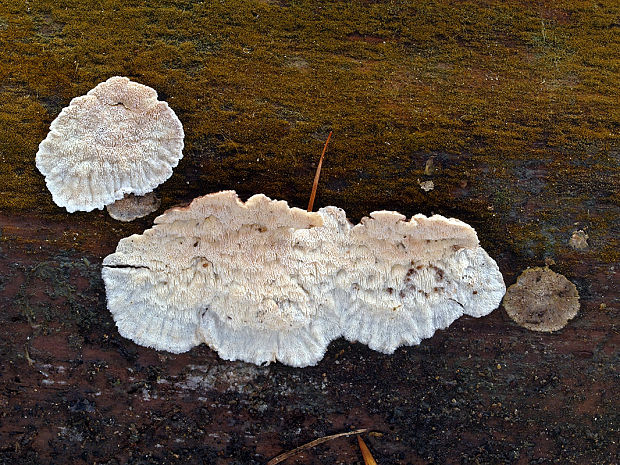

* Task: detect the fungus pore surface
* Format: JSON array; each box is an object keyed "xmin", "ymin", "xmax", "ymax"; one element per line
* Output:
[
  {"xmin": 36, "ymin": 76, "xmax": 184, "ymax": 213},
  {"xmin": 102, "ymin": 191, "xmax": 506, "ymax": 367}
]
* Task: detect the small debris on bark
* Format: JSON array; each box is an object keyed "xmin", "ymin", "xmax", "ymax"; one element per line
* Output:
[
  {"xmin": 419, "ymin": 180, "xmax": 435, "ymax": 192},
  {"xmin": 569, "ymin": 229, "xmax": 589, "ymax": 250}
]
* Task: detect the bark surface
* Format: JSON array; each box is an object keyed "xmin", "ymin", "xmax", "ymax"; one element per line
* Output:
[{"xmin": 0, "ymin": 1, "xmax": 617, "ymax": 463}]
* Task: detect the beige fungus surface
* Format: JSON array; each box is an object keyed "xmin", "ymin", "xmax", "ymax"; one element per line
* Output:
[
  {"xmin": 36, "ymin": 76, "xmax": 184, "ymax": 213},
  {"xmin": 503, "ymin": 267, "xmax": 580, "ymax": 332},
  {"xmin": 106, "ymin": 193, "xmax": 162, "ymax": 222},
  {"xmin": 102, "ymin": 191, "xmax": 506, "ymax": 367}
]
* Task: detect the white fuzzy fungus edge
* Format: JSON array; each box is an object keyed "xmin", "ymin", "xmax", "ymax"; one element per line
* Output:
[
  {"xmin": 36, "ymin": 76, "xmax": 184, "ymax": 212},
  {"xmin": 102, "ymin": 191, "xmax": 505, "ymax": 367},
  {"xmin": 102, "ymin": 191, "xmax": 339, "ymax": 366}
]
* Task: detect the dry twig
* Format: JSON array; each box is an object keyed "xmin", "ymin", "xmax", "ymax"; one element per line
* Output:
[{"xmin": 267, "ymin": 428, "xmax": 367, "ymax": 465}]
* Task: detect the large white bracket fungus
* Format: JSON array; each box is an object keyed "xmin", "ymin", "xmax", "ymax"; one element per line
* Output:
[
  {"xmin": 103, "ymin": 192, "xmax": 341, "ymax": 366},
  {"xmin": 36, "ymin": 76, "xmax": 184, "ymax": 214},
  {"xmin": 326, "ymin": 209, "xmax": 506, "ymax": 353},
  {"xmin": 102, "ymin": 191, "xmax": 506, "ymax": 367}
]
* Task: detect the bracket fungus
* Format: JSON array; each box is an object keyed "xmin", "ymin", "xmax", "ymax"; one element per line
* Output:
[
  {"xmin": 503, "ymin": 267, "xmax": 580, "ymax": 332},
  {"xmin": 106, "ymin": 192, "xmax": 161, "ymax": 222},
  {"xmin": 102, "ymin": 191, "xmax": 506, "ymax": 367},
  {"xmin": 324, "ymin": 209, "xmax": 506, "ymax": 353},
  {"xmin": 103, "ymin": 191, "xmax": 341, "ymax": 366},
  {"xmin": 36, "ymin": 76, "xmax": 184, "ymax": 216}
]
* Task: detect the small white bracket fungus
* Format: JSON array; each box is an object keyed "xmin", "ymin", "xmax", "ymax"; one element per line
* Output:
[
  {"xmin": 102, "ymin": 191, "xmax": 506, "ymax": 367},
  {"xmin": 36, "ymin": 76, "xmax": 184, "ymax": 213}
]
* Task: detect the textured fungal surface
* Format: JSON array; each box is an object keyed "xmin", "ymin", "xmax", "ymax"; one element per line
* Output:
[
  {"xmin": 503, "ymin": 267, "xmax": 580, "ymax": 332},
  {"xmin": 102, "ymin": 191, "xmax": 505, "ymax": 366},
  {"xmin": 35, "ymin": 76, "xmax": 184, "ymax": 213},
  {"xmin": 106, "ymin": 193, "xmax": 161, "ymax": 222},
  {"xmin": 102, "ymin": 191, "xmax": 341, "ymax": 366},
  {"xmin": 2, "ymin": 1, "xmax": 617, "ymax": 462},
  {"xmin": 327, "ymin": 209, "xmax": 506, "ymax": 353}
]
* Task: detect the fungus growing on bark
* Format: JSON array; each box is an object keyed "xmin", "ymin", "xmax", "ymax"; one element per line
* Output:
[
  {"xmin": 36, "ymin": 76, "xmax": 184, "ymax": 215},
  {"xmin": 321, "ymin": 208, "xmax": 505, "ymax": 353},
  {"xmin": 106, "ymin": 193, "xmax": 161, "ymax": 222},
  {"xmin": 102, "ymin": 191, "xmax": 340, "ymax": 366},
  {"xmin": 569, "ymin": 230, "xmax": 589, "ymax": 251},
  {"xmin": 503, "ymin": 267, "xmax": 579, "ymax": 332},
  {"xmin": 102, "ymin": 191, "xmax": 505, "ymax": 366}
]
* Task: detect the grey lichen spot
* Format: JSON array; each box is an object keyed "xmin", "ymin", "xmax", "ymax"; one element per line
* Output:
[
  {"xmin": 284, "ymin": 55, "xmax": 309, "ymax": 70},
  {"xmin": 569, "ymin": 230, "xmax": 589, "ymax": 251},
  {"xmin": 106, "ymin": 193, "xmax": 161, "ymax": 222},
  {"xmin": 175, "ymin": 363, "xmax": 268, "ymax": 393},
  {"xmin": 503, "ymin": 267, "xmax": 580, "ymax": 332}
]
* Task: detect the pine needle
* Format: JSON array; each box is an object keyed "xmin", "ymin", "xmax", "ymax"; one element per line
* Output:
[
  {"xmin": 307, "ymin": 131, "xmax": 332, "ymax": 212},
  {"xmin": 358, "ymin": 436, "xmax": 378, "ymax": 465},
  {"xmin": 24, "ymin": 345, "xmax": 34, "ymax": 366},
  {"xmin": 267, "ymin": 428, "xmax": 367, "ymax": 465}
]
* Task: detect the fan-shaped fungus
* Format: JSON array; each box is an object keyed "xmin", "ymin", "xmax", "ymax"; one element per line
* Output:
[
  {"xmin": 503, "ymin": 267, "xmax": 579, "ymax": 332},
  {"xmin": 36, "ymin": 76, "xmax": 184, "ymax": 217}
]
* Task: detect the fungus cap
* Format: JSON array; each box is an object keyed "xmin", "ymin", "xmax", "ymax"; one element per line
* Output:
[
  {"xmin": 36, "ymin": 76, "xmax": 184, "ymax": 213},
  {"xmin": 106, "ymin": 193, "xmax": 161, "ymax": 222},
  {"xmin": 102, "ymin": 191, "xmax": 341, "ymax": 366},
  {"xmin": 503, "ymin": 267, "xmax": 579, "ymax": 332},
  {"xmin": 316, "ymin": 208, "xmax": 505, "ymax": 353},
  {"xmin": 102, "ymin": 191, "xmax": 506, "ymax": 366}
]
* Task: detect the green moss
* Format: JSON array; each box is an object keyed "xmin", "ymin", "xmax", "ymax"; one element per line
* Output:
[{"xmin": 0, "ymin": 0, "xmax": 617, "ymax": 266}]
